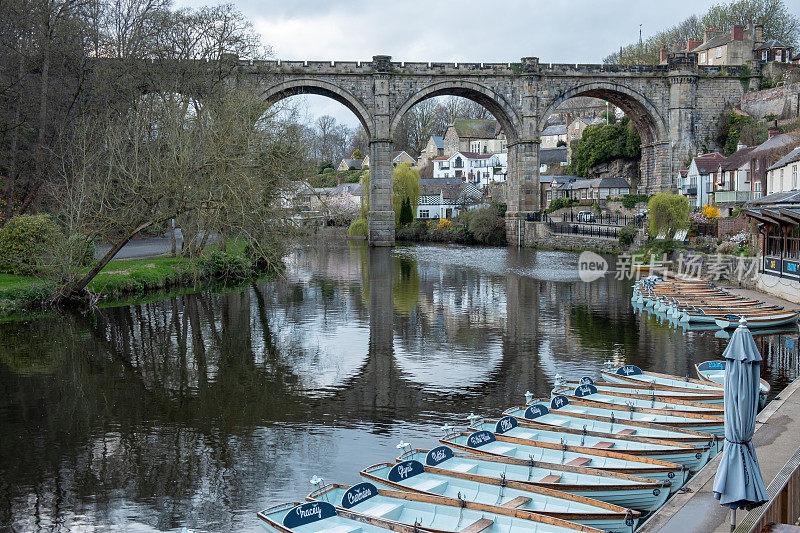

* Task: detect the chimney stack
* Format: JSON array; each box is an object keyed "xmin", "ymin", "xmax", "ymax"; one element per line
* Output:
[
  {"xmin": 660, "ymin": 45, "xmax": 668, "ymax": 63},
  {"xmin": 768, "ymin": 121, "xmax": 779, "ymax": 139},
  {"xmin": 731, "ymin": 24, "xmax": 743, "ymax": 41},
  {"xmin": 687, "ymin": 38, "xmax": 702, "ymax": 51},
  {"xmin": 754, "ymin": 24, "xmax": 763, "ymax": 44},
  {"xmin": 703, "ymin": 28, "xmax": 723, "ymax": 43},
  {"xmin": 737, "ymin": 140, "xmax": 747, "ymax": 151}
]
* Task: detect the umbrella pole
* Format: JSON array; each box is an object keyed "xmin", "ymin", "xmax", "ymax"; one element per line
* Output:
[{"xmin": 730, "ymin": 508, "xmax": 735, "ymax": 532}]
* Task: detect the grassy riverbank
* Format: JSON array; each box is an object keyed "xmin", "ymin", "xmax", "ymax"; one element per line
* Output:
[{"xmin": 0, "ymin": 242, "xmax": 276, "ymax": 319}]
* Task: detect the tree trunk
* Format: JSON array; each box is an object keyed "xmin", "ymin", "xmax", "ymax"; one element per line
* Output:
[
  {"xmin": 59, "ymin": 221, "xmax": 153, "ymax": 299},
  {"xmin": 22, "ymin": 25, "xmax": 51, "ymax": 215},
  {"xmin": 4, "ymin": 55, "xmax": 25, "ymax": 223}
]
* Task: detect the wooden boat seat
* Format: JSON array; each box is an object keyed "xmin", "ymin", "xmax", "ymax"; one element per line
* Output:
[
  {"xmin": 592, "ymin": 441, "xmax": 615, "ymax": 449},
  {"xmin": 548, "ymin": 418, "xmax": 568, "ymax": 426},
  {"xmin": 459, "ymin": 518, "xmax": 494, "ymax": 533},
  {"xmin": 361, "ymin": 502, "xmax": 401, "ymax": 518},
  {"xmin": 639, "ymin": 416, "xmax": 656, "ymax": 421},
  {"xmin": 318, "ymin": 525, "xmax": 362, "ymax": 533},
  {"xmin": 565, "ymin": 457, "xmax": 592, "ymax": 467},
  {"xmin": 451, "ymin": 463, "xmax": 477, "ymax": 473},
  {"xmin": 501, "ymin": 496, "xmax": 532, "ymax": 508},
  {"xmin": 616, "ymin": 429, "xmax": 636, "ymax": 435},
  {"xmin": 410, "ymin": 478, "xmax": 448, "ymax": 493},
  {"xmin": 490, "ymin": 445, "xmax": 516, "ymax": 455},
  {"xmin": 515, "ymin": 431, "xmax": 537, "ymax": 440},
  {"xmin": 538, "ymin": 474, "xmax": 562, "ymax": 483}
]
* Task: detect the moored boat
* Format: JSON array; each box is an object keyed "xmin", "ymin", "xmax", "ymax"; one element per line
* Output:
[
  {"xmin": 440, "ymin": 428, "xmax": 687, "ymax": 487},
  {"xmin": 714, "ymin": 311, "xmax": 799, "ymax": 329},
  {"xmin": 504, "ymin": 400, "xmax": 720, "ymax": 455},
  {"xmin": 357, "ymin": 459, "xmax": 642, "ymax": 532},
  {"xmin": 387, "ymin": 447, "xmax": 672, "ymax": 512},
  {"xmin": 468, "ymin": 415, "xmax": 709, "ymax": 472},
  {"xmin": 535, "ymin": 392, "xmax": 725, "ymax": 437},
  {"xmin": 557, "ymin": 377, "xmax": 723, "ymax": 405},
  {"xmin": 308, "ymin": 481, "xmax": 621, "ymax": 533},
  {"xmin": 695, "ymin": 360, "xmax": 770, "ymax": 409},
  {"xmin": 601, "ymin": 364, "xmax": 724, "ymax": 393},
  {"xmin": 554, "ymin": 383, "xmax": 724, "ymax": 416}
]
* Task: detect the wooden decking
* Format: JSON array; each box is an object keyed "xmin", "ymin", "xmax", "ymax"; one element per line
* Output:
[{"xmin": 638, "ymin": 375, "xmax": 800, "ymax": 533}]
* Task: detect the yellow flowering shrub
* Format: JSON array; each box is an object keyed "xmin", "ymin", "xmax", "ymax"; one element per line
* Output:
[
  {"xmin": 702, "ymin": 204, "xmax": 720, "ymax": 220},
  {"xmin": 435, "ymin": 218, "xmax": 451, "ymax": 230}
]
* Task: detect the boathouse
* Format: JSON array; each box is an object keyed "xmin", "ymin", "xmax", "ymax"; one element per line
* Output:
[{"xmin": 743, "ymin": 190, "xmax": 800, "ymax": 302}]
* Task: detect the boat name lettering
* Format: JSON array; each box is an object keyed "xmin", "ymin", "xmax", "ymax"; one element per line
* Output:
[
  {"xmin": 495, "ymin": 416, "xmax": 517, "ymax": 434},
  {"xmin": 698, "ymin": 361, "xmax": 725, "ymax": 371},
  {"xmin": 467, "ymin": 431, "xmax": 496, "ymax": 448},
  {"xmin": 550, "ymin": 395, "xmax": 570, "ymax": 409},
  {"xmin": 426, "ymin": 446, "xmax": 454, "ymax": 466},
  {"xmin": 617, "ymin": 365, "xmax": 643, "ymax": 376},
  {"xmin": 341, "ymin": 482, "xmax": 378, "ymax": 508},
  {"xmin": 525, "ymin": 405, "xmax": 549, "ymax": 419},
  {"xmin": 575, "ymin": 384, "xmax": 598, "ymax": 397},
  {"xmin": 282, "ymin": 501, "xmax": 337, "ymax": 528},
  {"xmin": 387, "ymin": 460, "xmax": 424, "ymax": 482}
]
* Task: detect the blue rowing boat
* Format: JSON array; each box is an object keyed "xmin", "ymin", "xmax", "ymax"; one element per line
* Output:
[{"xmin": 307, "ymin": 481, "xmax": 617, "ymax": 533}]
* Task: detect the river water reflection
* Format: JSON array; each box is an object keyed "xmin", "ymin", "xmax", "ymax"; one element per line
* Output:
[{"xmin": 1, "ymin": 242, "xmax": 798, "ymax": 531}]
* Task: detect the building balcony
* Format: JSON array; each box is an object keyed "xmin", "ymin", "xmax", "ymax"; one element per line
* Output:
[{"xmin": 713, "ymin": 190, "xmax": 759, "ymax": 204}]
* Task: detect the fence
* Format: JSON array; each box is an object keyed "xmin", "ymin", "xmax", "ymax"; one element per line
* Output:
[
  {"xmin": 546, "ymin": 220, "xmax": 619, "ymax": 239},
  {"xmin": 735, "ymin": 446, "xmax": 800, "ymax": 532},
  {"xmin": 545, "ymin": 211, "xmax": 644, "ymax": 228}
]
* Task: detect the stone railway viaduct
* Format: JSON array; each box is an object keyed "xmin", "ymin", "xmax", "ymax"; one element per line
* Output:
[{"xmin": 122, "ymin": 53, "xmax": 756, "ymax": 245}]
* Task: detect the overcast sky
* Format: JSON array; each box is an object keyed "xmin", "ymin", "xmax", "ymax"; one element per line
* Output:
[{"xmin": 176, "ymin": 0, "xmax": 800, "ymax": 128}]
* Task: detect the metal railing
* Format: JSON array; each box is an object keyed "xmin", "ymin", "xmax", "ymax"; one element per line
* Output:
[
  {"xmin": 544, "ymin": 212, "xmax": 644, "ymax": 228},
  {"xmin": 735, "ymin": 446, "xmax": 800, "ymax": 532},
  {"xmin": 714, "ymin": 190, "xmax": 759, "ymax": 204},
  {"xmin": 546, "ymin": 220, "xmax": 619, "ymax": 239}
]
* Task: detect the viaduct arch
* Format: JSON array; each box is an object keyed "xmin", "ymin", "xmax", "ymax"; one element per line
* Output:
[{"xmin": 194, "ymin": 53, "xmax": 754, "ymax": 245}]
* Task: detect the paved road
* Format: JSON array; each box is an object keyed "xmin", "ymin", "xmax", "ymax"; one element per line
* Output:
[{"xmin": 95, "ymin": 230, "xmax": 206, "ymax": 259}]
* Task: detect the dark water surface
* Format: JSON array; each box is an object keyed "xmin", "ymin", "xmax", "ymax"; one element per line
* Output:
[{"xmin": 1, "ymin": 242, "xmax": 798, "ymax": 531}]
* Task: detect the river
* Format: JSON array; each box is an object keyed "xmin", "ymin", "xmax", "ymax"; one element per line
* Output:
[{"xmin": 1, "ymin": 242, "xmax": 798, "ymax": 531}]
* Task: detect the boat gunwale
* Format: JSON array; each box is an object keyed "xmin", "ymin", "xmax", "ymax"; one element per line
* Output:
[
  {"xmin": 552, "ymin": 386, "xmax": 724, "ymax": 410},
  {"xmin": 475, "ymin": 416, "xmax": 703, "ymax": 451},
  {"xmin": 307, "ymin": 481, "xmax": 636, "ymax": 526},
  {"xmin": 503, "ymin": 406, "xmax": 718, "ymax": 446}
]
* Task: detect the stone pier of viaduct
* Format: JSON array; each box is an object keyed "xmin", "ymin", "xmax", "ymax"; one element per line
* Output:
[{"xmin": 122, "ymin": 53, "xmax": 756, "ymax": 245}]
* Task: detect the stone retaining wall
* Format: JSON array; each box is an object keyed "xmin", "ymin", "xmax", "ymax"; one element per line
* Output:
[
  {"xmin": 522, "ymin": 221, "xmax": 622, "ymax": 252},
  {"xmin": 740, "ymin": 82, "xmax": 800, "ymax": 120}
]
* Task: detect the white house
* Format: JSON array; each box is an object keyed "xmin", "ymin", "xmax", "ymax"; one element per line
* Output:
[
  {"xmin": 681, "ymin": 152, "xmax": 726, "ymax": 208},
  {"xmin": 766, "ymin": 145, "xmax": 800, "ymax": 194},
  {"xmin": 416, "ymin": 180, "xmax": 483, "ymax": 220},
  {"xmin": 713, "ymin": 143, "xmax": 758, "ymax": 212},
  {"xmin": 540, "ymin": 124, "xmax": 567, "ymax": 148}
]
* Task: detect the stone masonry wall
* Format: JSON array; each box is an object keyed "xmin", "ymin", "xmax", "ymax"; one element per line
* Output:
[{"xmin": 740, "ymin": 82, "xmax": 800, "ymax": 120}]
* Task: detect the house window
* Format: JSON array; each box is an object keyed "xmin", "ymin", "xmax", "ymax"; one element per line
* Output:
[
  {"xmin": 581, "ymin": 190, "xmax": 587, "ymax": 199},
  {"xmin": 419, "ymin": 209, "xmax": 430, "ymax": 219},
  {"xmin": 781, "ymin": 168, "xmax": 785, "ymax": 190},
  {"xmin": 793, "ymin": 165, "xmax": 797, "ymax": 189},
  {"xmin": 700, "ymin": 52, "xmax": 706, "ymax": 63},
  {"xmin": 716, "ymin": 47, "xmax": 722, "ymax": 58},
  {"xmin": 611, "ymin": 188, "xmax": 619, "ymax": 195},
  {"xmin": 454, "ymin": 157, "xmax": 463, "ymax": 168},
  {"xmin": 546, "ymin": 191, "xmax": 552, "ymax": 200},
  {"xmin": 776, "ymin": 50, "xmax": 782, "ymax": 62},
  {"xmin": 762, "ymin": 50, "xmax": 768, "ymax": 61}
]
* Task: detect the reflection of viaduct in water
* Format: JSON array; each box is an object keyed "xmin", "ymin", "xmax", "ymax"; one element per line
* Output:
[{"xmin": 325, "ymin": 248, "xmax": 554, "ymax": 416}]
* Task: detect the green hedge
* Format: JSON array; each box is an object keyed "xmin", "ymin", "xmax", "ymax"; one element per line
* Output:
[{"xmin": 0, "ymin": 215, "xmax": 59, "ymax": 275}]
